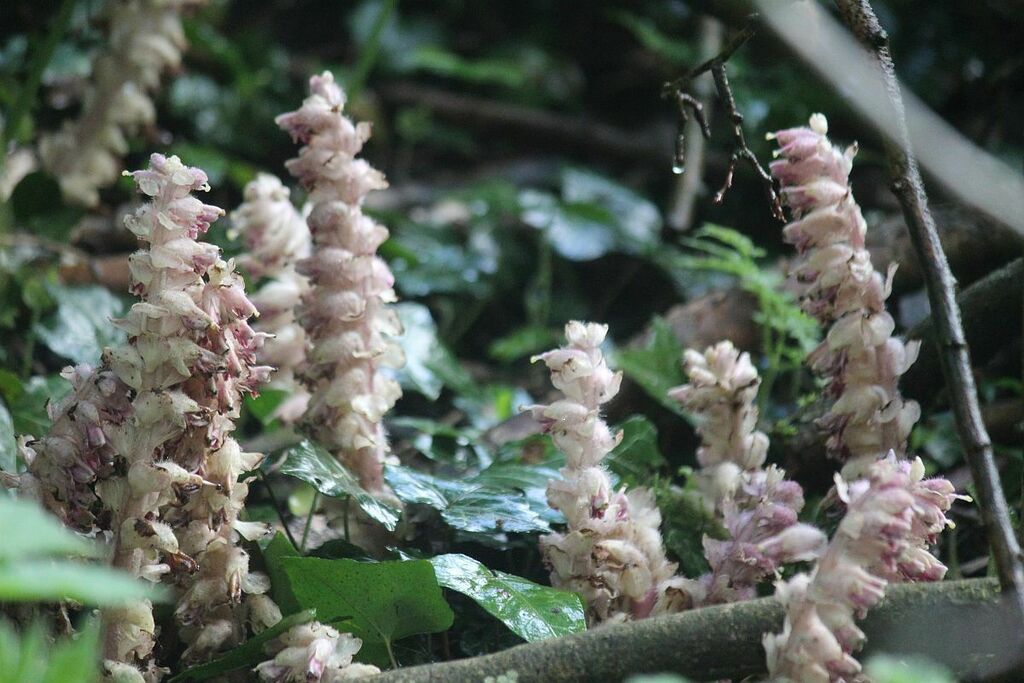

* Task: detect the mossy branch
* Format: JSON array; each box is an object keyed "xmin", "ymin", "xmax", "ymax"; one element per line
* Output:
[{"xmin": 373, "ymin": 578, "xmax": 1022, "ymax": 682}]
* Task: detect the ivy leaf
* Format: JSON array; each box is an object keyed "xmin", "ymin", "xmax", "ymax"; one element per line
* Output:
[
  {"xmin": 428, "ymin": 553, "xmax": 585, "ymax": 642},
  {"xmin": 606, "ymin": 416, "xmax": 667, "ymax": 487},
  {"xmin": 385, "ymin": 464, "xmax": 549, "ymax": 534},
  {"xmin": 244, "ymin": 389, "xmax": 289, "ymax": 426},
  {"xmin": 614, "ymin": 317, "xmax": 689, "ymax": 418},
  {"xmin": 278, "ymin": 557, "xmax": 453, "ymax": 666},
  {"xmin": 0, "ymin": 401, "xmax": 14, "ymax": 475},
  {"xmin": 472, "ymin": 458, "xmax": 563, "ymax": 525},
  {"xmin": 260, "ymin": 532, "xmax": 301, "ymax": 615},
  {"xmin": 167, "ymin": 609, "xmax": 317, "ymax": 682},
  {"xmin": 32, "ymin": 284, "xmax": 126, "ymax": 365},
  {"xmin": 279, "ymin": 440, "xmax": 400, "ymax": 531}
]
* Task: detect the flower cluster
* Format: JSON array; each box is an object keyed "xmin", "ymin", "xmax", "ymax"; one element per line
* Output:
[
  {"xmin": 230, "ymin": 174, "xmax": 313, "ymax": 423},
  {"xmin": 670, "ymin": 342, "xmax": 825, "ymax": 605},
  {"xmin": 533, "ymin": 322, "xmax": 682, "ymax": 624},
  {"xmin": 255, "ymin": 622, "xmax": 380, "ymax": 682},
  {"xmin": 276, "ymin": 71, "xmax": 404, "ymax": 494},
  {"xmin": 770, "ymin": 114, "xmax": 921, "ymax": 478},
  {"xmin": 764, "ymin": 455, "xmax": 958, "ymax": 682},
  {"xmin": 669, "ymin": 342, "xmax": 769, "ymax": 503},
  {"xmin": 40, "ymin": 0, "xmax": 204, "ymax": 207}
]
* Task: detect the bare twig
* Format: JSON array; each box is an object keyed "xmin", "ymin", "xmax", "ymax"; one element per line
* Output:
[
  {"xmin": 667, "ymin": 17, "xmax": 723, "ymax": 231},
  {"xmin": 662, "ymin": 21, "xmax": 784, "ymax": 222},
  {"xmin": 834, "ymin": 0, "xmax": 1024, "ymax": 603}
]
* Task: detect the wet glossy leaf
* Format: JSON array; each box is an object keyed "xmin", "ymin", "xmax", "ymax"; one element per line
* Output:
[
  {"xmin": 168, "ymin": 609, "xmax": 317, "ymax": 682},
  {"xmin": 280, "ymin": 440, "xmax": 400, "ymax": 531},
  {"xmin": 385, "ymin": 464, "xmax": 550, "ymax": 534},
  {"xmin": 33, "ymin": 284, "xmax": 126, "ymax": 365},
  {"xmin": 428, "ymin": 553, "xmax": 585, "ymax": 642}
]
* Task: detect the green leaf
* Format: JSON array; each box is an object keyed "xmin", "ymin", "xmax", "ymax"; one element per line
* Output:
[
  {"xmin": 0, "ymin": 561, "xmax": 167, "ymax": 605},
  {"xmin": 244, "ymin": 389, "xmax": 289, "ymax": 426},
  {"xmin": 407, "ymin": 46, "xmax": 527, "ymax": 88},
  {"xmin": 0, "ymin": 402, "xmax": 14, "ymax": 475},
  {"xmin": 606, "ymin": 416, "xmax": 667, "ymax": 487},
  {"xmin": 32, "ymin": 284, "xmax": 126, "ymax": 365},
  {"xmin": 279, "ymin": 557, "xmax": 453, "ymax": 665},
  {"xmin": 8, "ymin": 172, "xmax": 83, "ymax": 241},
  {"xmin": 472, "ymin": 457, "xmax": 564, "ymax": 525},
  {"xmin": 394, "ymin": 302, "xmax": 460, "ymax": 401},
  {"xmin": 0, "ymin": 618, "xmax": 101, "ymax": 683},
  {"xmin": 0, "ymin": 496, "xmax": 96, "ymax": 561},
  {"xmin": 614, "ymin": 318, "xmax": 689, "ymax": 418},
  {"xmin": 488, "ymin": 325, "xmax": 563, "ymax": 363},
  {"xmin": 654, "ymin": 482, "xmax": 724, "ymax": 577},
  {"xmin": 260, "ymin": 532, "xmax": 301, "ymax": 615},
  {"xmin": 428, "ymin": 553, "xmax": 585, "ymax": 642},
  {"xmin": 10, "ymin": 375, "xmax": 71, "ymax": 436},
  {"xmin": 168, "ymin": 609, "xmax": 317, "ymax": 683},
  {"xmin": 385, "ymin": 464, "xmax": 550, "ymax": 534},
  {"xmin": 279, "ymin": 440, "xmax": 400, "ymax": 531}
]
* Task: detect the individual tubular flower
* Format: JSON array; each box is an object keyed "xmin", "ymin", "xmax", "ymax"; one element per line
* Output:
[
  {"xmin": 230, "ymin": 174, "xmax": 313, "ymax": 423},
  {"xmin": 669, "ymin": 342, "xmax": 825, "ymax": 605},
  {"xmin": 40, "ymin": 0, "xmax": 206, "ymax": 207},
  {"xmin": 276, "ymin": 72, "xmax": 404, "ymax": 493},
  {"xmin": 763, "ymin": 455, "xmax": 959, "ymax": 682},
  {"xmin": 254, "ymin": 622, "xmax": 380, "ymax": 682},
  {"xmin": 532, "ymin": 321, "xmax": 681, "ymax": 624},
  {"xmin": 769, "ymin": 114, "xmax": 920, "ymax": 478}
]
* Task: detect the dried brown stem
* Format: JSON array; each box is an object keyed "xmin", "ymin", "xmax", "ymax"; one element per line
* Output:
[{"xmin": 834, "ymin": 0, "xmax": 1024, "ymax": 604}]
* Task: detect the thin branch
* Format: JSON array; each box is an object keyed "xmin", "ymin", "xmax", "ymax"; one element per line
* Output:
[
  {"xmin": 371, "ymin": 579, "xmax": 1019, "ymax": 682},
  {"xmin": 662, "ymin": 21, "xmax": 784, "ymax": 221},
  {"xmin": 667, "ymin": 17, "xmax": 722, "ymax": 231},
  {"xmin": 833, "ymin": 0, "xmax": 1024, "ymax": 603}
]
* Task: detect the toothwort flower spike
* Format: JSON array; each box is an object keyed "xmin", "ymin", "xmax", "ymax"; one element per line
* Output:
[
  {"xmin": 669, "ymin": 342, "xmax": 826, "ymax": 605},
  {"xmin": 764, "ymin": 454, "xmax": 960, "ymax": 682},
  {"xmin": 770, "ymin": 114, "xmax": 921, "ymax": 478},
  {"xmin": 533, "ymin": 321, "xmax": 690, "ymax": 624},
  {"xmin": 276, "ymin": 71, "xmax": 404, "ymax": 494},
  {"xmin": 230, "ymin": 174, "xmax": 313, "ymax": 423},
  {"xmin": 40, "ymin": 0, "xmax": 207, "ymax": 207}
]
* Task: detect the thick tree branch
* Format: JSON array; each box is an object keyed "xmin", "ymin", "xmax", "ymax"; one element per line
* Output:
[
  {"xmin": 833, "ymin": 0, "xmax": 1024, "ymax": 602},
  {"xmin": 373, "ymin": 579, "xmax": 1020, "ymax": 682}
]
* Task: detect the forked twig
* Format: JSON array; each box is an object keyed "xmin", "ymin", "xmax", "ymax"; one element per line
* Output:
[{"xmin": 662, "ymin": 21, "xmax": 784, "ymax": 221}]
